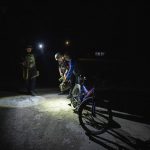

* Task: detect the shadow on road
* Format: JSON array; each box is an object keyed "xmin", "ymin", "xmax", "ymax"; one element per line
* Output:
[
  {"xmin": 95, "ymin": 90, "xmax": 150, "ymax": 125},
  {"xmin": 87, "ymin": 132, "xmax": 150, "ymax": 150},
  {"xmin": 79, "ymin": 100, "xmax": 150, "ymax": 149}
]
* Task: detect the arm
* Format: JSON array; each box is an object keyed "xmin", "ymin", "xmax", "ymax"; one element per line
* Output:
[
  {"xmin": 64, "ymin": 69, "xmax": 68, "ymax": 76},
  {"xmin": 58, "ymin": 67, "xmax": 63, "ymax": 76},
  {"xmin": 65, "ymin": 60, "xmax": 75, "ymax": 80}
]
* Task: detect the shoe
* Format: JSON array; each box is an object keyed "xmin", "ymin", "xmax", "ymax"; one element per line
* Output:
[
  {"xmin": 67, "ymin": 95, "xmax": 72, "ymax": 99},
  {"xmin": 58, "ymin": 92, "xmax": 65, "ymax": 95},
  {"xmin": 73, "ymin": 108, "xmax": 79, "ymax": 114},
  {"xmin": 30, "ymin": 91, "xmax": 37, "ymax": 96}
]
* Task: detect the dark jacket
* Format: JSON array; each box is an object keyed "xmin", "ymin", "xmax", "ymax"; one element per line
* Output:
[{"xmin": 23, "ymin": 53, "xmax": 38, "ymax": 80}]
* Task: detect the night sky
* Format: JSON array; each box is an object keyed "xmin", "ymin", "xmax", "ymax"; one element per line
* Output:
[{"xmin": 0, "ymin": 1, "xmax": 149, "ymax": 88}]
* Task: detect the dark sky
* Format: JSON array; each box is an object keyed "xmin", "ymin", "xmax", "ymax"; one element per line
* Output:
[
  {"xmin": 0, "ymin": 1, "xmax": 149, "ymax": 87},
  {"xmin": 0, "ymin": 1, "xmax": 135, "ymax": 52}
]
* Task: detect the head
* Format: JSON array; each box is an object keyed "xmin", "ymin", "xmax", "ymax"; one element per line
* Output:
[
  {"xmin": 55, "ymin": 52, "xmax": 64, "ymax": 62},
  {"xmin": 64, "ymin": 52, "xmax": 71, "ymax": 61},
  {"xmin": 26, "ymin": 45, "xmax": 33, "ymax": 53}
]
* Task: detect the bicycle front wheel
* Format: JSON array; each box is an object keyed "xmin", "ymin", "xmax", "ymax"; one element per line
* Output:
[
  {"xmin": 71, "ymin": 84, "xmax": 81, "ymax": 109},
  {"xmin": 78, "ymin": 97, "xmax": 110, "ymax": 135}
]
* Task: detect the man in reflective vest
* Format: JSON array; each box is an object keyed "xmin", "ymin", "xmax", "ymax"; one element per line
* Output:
[{"xmin": 22, "ymin": 45, "xmax": 39, "ymax": 96}]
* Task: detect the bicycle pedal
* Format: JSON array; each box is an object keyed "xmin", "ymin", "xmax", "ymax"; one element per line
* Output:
[{"xmin": 73, "ymin": 109, "xmax": 79, "ymax": 114}]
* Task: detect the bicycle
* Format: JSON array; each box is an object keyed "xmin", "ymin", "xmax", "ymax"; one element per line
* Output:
[
  {"xmin": 71, "ymin": 75, "xmax": 113, "ymax": 135},
  {"xmin": 70, "ymin": 75, "xmax": 88, "ymax": 111}
]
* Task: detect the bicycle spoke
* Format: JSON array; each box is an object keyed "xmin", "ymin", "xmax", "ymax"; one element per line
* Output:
[{"xmin": 79, "ymin": 98, "xmax": 110, "ymax": 135}]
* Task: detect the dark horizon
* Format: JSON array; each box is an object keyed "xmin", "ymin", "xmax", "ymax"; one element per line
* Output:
[
  {"xmin": 0, "ymin": 1, "xmax": 149, "ymax": 88},
  {"xmin": 0, "ymin": 3, "xmax": 150, "ymax": 150}
]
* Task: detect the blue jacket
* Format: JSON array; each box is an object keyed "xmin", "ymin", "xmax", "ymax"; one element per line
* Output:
[{"xmin": 66, "ymin": 59, "xmax": 78, "ymax": 80}]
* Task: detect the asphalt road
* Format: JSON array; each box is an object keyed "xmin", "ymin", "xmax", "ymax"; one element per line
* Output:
[{"xmin": 0, "ymin": 89, "xmax": 150, "ymax": 150}]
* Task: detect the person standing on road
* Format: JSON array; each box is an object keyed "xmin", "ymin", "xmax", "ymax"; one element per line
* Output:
[{"xmin": 22, "ymin": 45, "xmax": 39, "ymax": 96}]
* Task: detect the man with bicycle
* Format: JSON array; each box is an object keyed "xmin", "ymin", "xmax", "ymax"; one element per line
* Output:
[{"xmin": 54, "ymin": 52, "xmax": 70, "ymax": 94}]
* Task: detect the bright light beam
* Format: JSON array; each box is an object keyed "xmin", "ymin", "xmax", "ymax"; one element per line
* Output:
[
  {"xmin": 38, "ymin": 44, "xmax": 43, "ymax": 49},
  {"xmin": 65, "ymin": 40, "xmax": 70, "ymax": 46}
]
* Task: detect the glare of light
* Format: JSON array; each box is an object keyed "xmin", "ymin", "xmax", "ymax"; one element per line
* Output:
[
  {"xmin": 0, "ymin": 95, "xmax": 44, "ymax": 108},
  {"xmin": 65, "ymin": 40, "xmax": 70, "ymax": 45},
  {"xmin": 0, "ymin": 94, "xmax": 72, "ymax": 112},
  {"xmin": 39, "ymin": 44, "xmax": 43, "ymax": 49},
  {"xmin": 40, "ymin": 97, "xmax": 71, "ymax": 112}
]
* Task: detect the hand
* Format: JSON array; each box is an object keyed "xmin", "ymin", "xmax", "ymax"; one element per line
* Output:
[
  {"xmin": 60, "ymin": 73, "xmax": 63, "ymax": 77},
  {"xmin": 63, "ymin": 76, "xmax": 67, "ymax": 82},
  {"xmin": 59, "ymin": 76, "xmax": 64, "ymax": 82}
]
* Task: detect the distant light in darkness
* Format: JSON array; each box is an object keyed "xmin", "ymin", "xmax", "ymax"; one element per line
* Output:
[
  {"xmin": 95, "ymin": 51, "xmax": 105, "ymax": 57},
  {"xmin": 39, "ymin": 44, "xmax": 43, "ymax": 49},
  {"xmin": 65, "ymin": 40, "xmax": 70, "ymax": 46}
]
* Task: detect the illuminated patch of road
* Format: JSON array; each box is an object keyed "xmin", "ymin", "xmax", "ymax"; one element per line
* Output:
[
  {"xmin": 0, "ymin": 94, "xmax": 72, "ymax": 113},
  {"xmin": 37, "ymin": 94, "xmax": 72, "ymax": 112},
  {"xmin": 0, "ymin": 95, "xmax": 45, "ymax": 108}
]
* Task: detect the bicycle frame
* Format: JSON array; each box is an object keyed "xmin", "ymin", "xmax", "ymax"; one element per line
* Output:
[{"xmin": 81, "ymin": 87, "xmax": 96, "ymax": 116}]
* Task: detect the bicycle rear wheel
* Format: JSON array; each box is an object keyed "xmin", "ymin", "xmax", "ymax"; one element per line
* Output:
[{"xmin": 78, "ymin": 97, "xmax": 111, "ymax": 135}]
